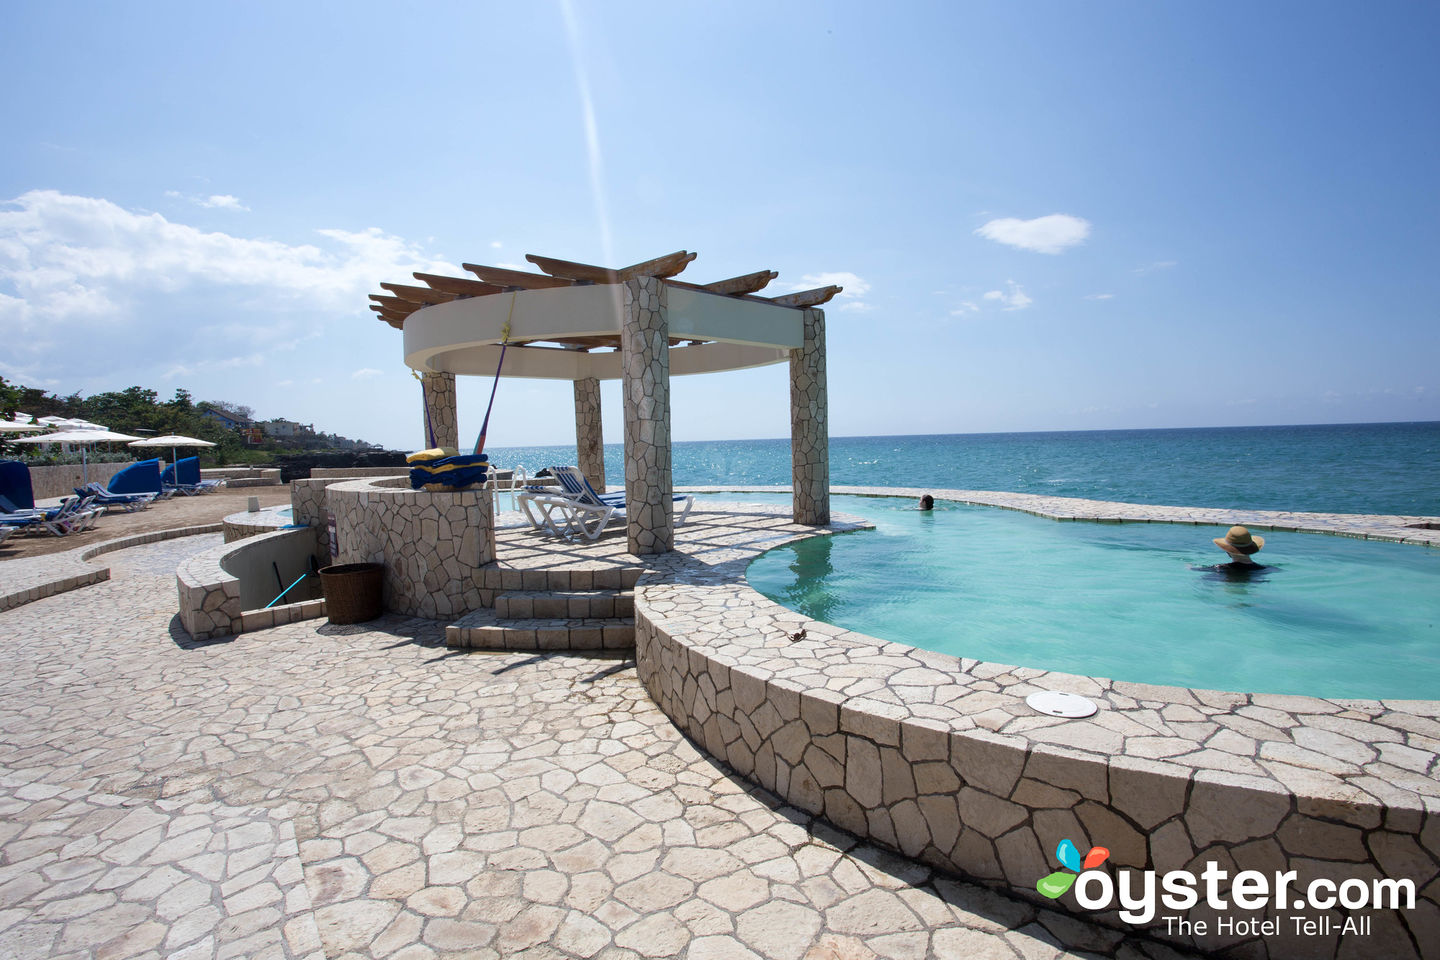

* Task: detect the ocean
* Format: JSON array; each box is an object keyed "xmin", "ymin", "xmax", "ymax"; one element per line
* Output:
[{"xmin": 485, "ymin": 420, "xmax": 1440, "ymax": 518}]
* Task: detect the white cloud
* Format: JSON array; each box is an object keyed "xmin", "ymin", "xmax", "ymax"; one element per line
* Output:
[
  {"xmin": 1134, "ymin": 260, "xmax": 1177, "ymax": 275},
  {"xmin": 790, "ymin": 271, "xmax": 870, "ymax": 298},
  {"xmin": 0, "ymin": 190, "xmax": 459, "ymax": 326},
  {"xmin": 490, "ymin": 240, "xmax": 503, "ymax": 249},
  {"xmin": 950, "ymin": 301, "xmax": 980, "ymax": 316},
  {"xmin": 351, "ymin": 368, "xmax": 384, "ymax": 380},
  {"xmin": 200, "ymin": 194, "xmax": 248, "ymax": 211},
  {"xmin": 218, "ymin": 354, "xmax": 265, "ymax": 369},
  {"xmin": 165, "ymin": 189, "xmax": 249, "ymax": 211},
  {"xmin": 982, "ymin": 280, "xmax": 1033, "ymax": 311},
  {"xmin": 0, "ymin": 190, "xmax": 460, "ymax": 385},
  {"xmin": 1085, "ymin": 293, "xmax": 1115, "ymax": 300},
  {"xmin": 975, "ymin": 214, "xmax": 1090, "ymax": 254}
]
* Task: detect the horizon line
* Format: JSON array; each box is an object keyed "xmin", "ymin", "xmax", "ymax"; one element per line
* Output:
[{"xmin": 476, "ymin": 417, "xmax": 1440, "ymax": 451}]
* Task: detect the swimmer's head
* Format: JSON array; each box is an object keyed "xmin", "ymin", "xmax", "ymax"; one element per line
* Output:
[{"xmin": 1214, "ymin": 525, "xmax": 1264, "ymax": 556}]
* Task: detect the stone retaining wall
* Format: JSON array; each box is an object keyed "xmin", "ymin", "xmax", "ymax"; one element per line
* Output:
[
  {"xmin": 202, "ymin": 467, "xmax": 282, "ymax": 486},
  {"xmin": 632, "ymin": 502, "xmax": 1440, "ymax": 960},
  {"xmin": 23, "ymin": 462, "xmax": 130, "ymax": 501},
  {"xmin": 309, "ymin": 467, "xmax": 409, "ymax": 479},
  {"xmin": 325, "ymin": 477, "xmax": 496, "ymax": 620}
]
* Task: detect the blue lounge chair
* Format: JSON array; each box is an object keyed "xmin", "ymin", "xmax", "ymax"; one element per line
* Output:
[
  {"xmin": 1, "ymin": 493, "xmax": 101, "ymax": 536},
  {"xmin": 0, "ymin": 460, "xmax": 36, "ymax": 510},
  {"xmin": 520, "ymin": 465, "xmax": 693, "ymax": 540},
  {"xmin": 0, "ymin": 506, "xmax": 42, "ymax": 534},
  {"xmin": 107, "ymin": 459, "xmax": 170, "ymax": 498},
  {"xmin": 164, "ymin": 457, "xmax": 207, "ymax": 495},
  {"xmin": 161, "ymin": 456, "xmax": 223, "ymax": 495},
  {"xmin": 75, "ymin": 482, "xmax": 155, "ymax": 511}
]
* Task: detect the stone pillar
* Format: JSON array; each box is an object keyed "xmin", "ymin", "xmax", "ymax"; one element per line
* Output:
[
  {"xmin": 790, "ymin": 307, "xmax": 830, "ymax": 525},
  {"xmin": 573, "ymin": 376, "xmax": 606, "ymax": 493},
  {"xmin": 420, "ymin": 372, "xmax": 458, "ymax": 449},
  {"xmin": 620, "ymin": 277, "xmax": 673, "ymax": 555}
]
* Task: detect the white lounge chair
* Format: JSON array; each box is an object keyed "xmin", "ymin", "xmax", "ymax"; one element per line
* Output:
[
  {"xmin": 487, "ymin": 464, "xmax": 528, "ymax": 513},
  {"xmin": 519, "ymin": 466, "xmax": 693, "ymax": 540}
]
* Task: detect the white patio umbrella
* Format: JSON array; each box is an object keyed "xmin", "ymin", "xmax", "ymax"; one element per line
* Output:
[
  {"xmin": 11, "ymin": 429, "xmax": 143, "ymax": 485},
  {"xmin": 38, "ymin": 416, "xmax": 108, "ymax": 431},
  {"xmin": 127, "ymin": 434, "xmax": 216, "ymax": 466},
  {"xmin": 0, "ymin": 419, "xmax": 46, "ymax": 434}
]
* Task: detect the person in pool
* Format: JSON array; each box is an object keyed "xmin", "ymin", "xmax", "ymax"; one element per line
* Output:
[
  {"xmin": 1214, "ymin": 525, "xmax": 1265, "ymax": 567},
  {"xmin": 919, "ymin": 495, "xmax": 934, "ymax": 511}
]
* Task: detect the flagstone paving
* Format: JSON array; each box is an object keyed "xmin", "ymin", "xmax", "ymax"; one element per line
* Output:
[{"xmin": 0, "ymin": 535, "xmax": 1196, "ymax": 959}]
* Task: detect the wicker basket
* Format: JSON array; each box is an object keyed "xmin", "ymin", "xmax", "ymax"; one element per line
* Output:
[{"xmin": 318, "ymin": 562, "xmax": 384, "ymax": 624}]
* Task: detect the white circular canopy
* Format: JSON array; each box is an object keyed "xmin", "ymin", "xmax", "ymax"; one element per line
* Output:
[{"xmin": 403, "ymin": 283, "xmax": 804, "ymax": 380}]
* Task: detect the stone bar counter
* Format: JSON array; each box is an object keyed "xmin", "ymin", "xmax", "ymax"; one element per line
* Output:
[{"xmin": 325, "ymin": 477, "xmax": 497, "ymax": 620}]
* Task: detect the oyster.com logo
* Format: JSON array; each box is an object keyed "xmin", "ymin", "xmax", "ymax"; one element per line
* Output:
[
  {"xmin": 1031, "ymin": 834, "xmax": 1413, "ymax": 937},
  {"xmin": 1036, "ymin": 838, "xmax": 1109, "ymax": 899}
]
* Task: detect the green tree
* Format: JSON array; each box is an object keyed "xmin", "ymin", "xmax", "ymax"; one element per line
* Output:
[{"xmin": 0, "ymin": 375, "xmax": 17, "ymax": 419}]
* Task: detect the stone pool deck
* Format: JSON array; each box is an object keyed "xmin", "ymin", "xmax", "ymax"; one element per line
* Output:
[
  {"xmin": 0, "ymin": 525, "xmax": 1179, "ymax": 960},
  {"xmin": 0, "ymin": 524, "xmax": 223, "ymax": 613},
  {"xmin": 1, "ymin": 490, "xmax": 1437, "ymax": 958}
]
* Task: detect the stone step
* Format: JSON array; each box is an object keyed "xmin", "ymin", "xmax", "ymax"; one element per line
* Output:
[
  {"xmin": 476, "ymin": 564, "xmax": 643, "ymax": 593},
  {"xmin": 494, "ymin": 589, "xmax": 633, "ymax": 620},
  {"xmin": 446, "ymin": 608, "xmax": 634, "ymax": 652}
]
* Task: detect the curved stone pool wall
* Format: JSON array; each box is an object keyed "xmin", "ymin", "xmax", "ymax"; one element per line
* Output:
[
  {"xmin": 223, "ymin": 506, "xmax": 292, "ymax": 542},
  {"xmin": 635, "ymin": 494, "xmax": 1440, "ymax": 960}
]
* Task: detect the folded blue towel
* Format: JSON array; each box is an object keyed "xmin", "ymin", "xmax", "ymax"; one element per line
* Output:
[{"xmin": 409, "ymin": 454, "xmax": 489, "ymax": 490}]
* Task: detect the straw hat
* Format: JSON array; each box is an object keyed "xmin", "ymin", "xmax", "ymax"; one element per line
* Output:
[{"xmin": 1214, "ymin": 525, "xmax": 1264, "ymax": 555}]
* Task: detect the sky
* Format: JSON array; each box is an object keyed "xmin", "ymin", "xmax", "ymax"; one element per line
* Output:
[{"xmin": 2, "ymin": 1, "xmax": 1437, "ymax": 450}]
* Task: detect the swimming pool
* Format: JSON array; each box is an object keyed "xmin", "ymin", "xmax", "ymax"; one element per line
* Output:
[{"xmin": 734, "ymin": 493, "xmax": 1440, "ymax": 700}]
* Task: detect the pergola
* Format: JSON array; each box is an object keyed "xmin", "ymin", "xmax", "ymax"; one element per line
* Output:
[{"xmin": 370, "ymin": 250, "xmax": 833, "ymax": 555}]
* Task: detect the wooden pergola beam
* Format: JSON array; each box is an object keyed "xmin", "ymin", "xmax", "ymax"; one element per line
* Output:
[
  {"xmin": 525, "ymin": 255, "xmax": 617, "ymax": 284},
  {"xmin": 526, "ymin": 250, "xmax": 698, "ymax": 284},
  {"xmin": 664, "ymin": 278, "xmax": 782, "ymax": 307},
  {"xmin": 618, "ymin": 250, "xmax": 696, "ymax": 280},
  {"xmin": 369, "ymin": 304, "xmax": 407, "ymax": 328},
  {"xmin": 413, "ymin": 273, "xmax": 507, "ymax": 297},
  {"xmin": 462, "ymin": 263, "xmax": 574, "ymax": 289},
  {"xmin": 380, "ymin": 282, "xmax": 459, "ymax": 305},
  {"xmin": 702, "ymin": 270, "xmax": 779, "ymax": 296},
  {"xmin": 369, "ymin": 295, "xmax": 422, "ymax": 314},
  {"xmin": 768, "ymin": 285, "xmax": 843, "ymax": 308}
]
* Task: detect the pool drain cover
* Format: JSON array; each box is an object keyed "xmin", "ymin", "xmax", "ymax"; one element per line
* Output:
[{"xmin": 1026, "ymin": 691, "xmax": 1099, "ymax": 718}]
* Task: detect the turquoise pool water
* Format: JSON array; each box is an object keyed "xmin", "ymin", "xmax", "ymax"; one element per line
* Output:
[{"xmin": 734, "ymin": 494, "xmax": 1440, "ymax": 700}]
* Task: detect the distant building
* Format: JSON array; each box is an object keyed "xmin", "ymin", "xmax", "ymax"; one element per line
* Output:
[
  {"xmin": 263, "ymin": 418, "xmax": 314, "ymax": 439},
  {"xmin": 199, "ymin": 404, "xmax": 253, "ymax": 431}
]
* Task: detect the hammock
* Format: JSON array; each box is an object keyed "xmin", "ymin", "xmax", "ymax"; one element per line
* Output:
[{"xmin": 407, "ymin": 294, "xmax": 514, "ymax": 491}]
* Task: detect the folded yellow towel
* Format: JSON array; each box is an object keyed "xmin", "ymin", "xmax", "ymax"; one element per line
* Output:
[{"xmin": 406, "ymin": 446, "xmax": 459, "ymax": 464}]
